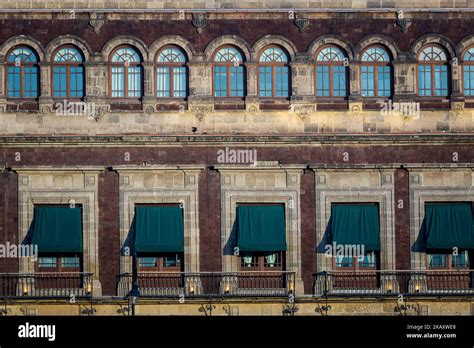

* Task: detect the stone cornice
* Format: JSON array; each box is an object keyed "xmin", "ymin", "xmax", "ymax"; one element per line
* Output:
[{"xmin": 1, "ymin": 134, "xmax": 474, "ymax": 146}]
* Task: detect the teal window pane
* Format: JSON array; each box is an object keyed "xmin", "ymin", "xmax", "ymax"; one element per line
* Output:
[
  {"xmin": 173, "ymin": 66, "xmax": 187, "ymax": 98},
  {"xmin": 112, "ymin": 66, "xmax": 125, "ymax": 97},
  {"xmin": 127, "ymin": 66, "xmax": 142, "ymax": 97},
  {"xmin": 23, "ymin": 66, "xmax": 38, "ymax": 98},
  {"xmin": 53, "ymin": 66, "xmax": 67, "ymax": 98},
  {"xmin": 139, "ymin": 257, "xmax": 157, "ymax": 268},
  {"xmin": 464, "ymin": 66, "xmax": 474, "ymax": 96},
  {"xmin": 275, "ymin": 66, "xmax": 289, "ymax": 97},
  {"xmin": 335, "ymin": 256, "xmax": 354, "ymax": 268},
  {"xmin": 230, "ymin": 66, "xmax": 244, "ymax": 97},
  {"xmin": 316, "ymin": 66, "xmax": 330, "ymax": 97},
  {"xmin": 452, "ymin": 251, "xmax": 469, "ymax": 268},
  {"xmin": 333, "ymin": 66, "xmax": 346, "ymax": 97},
  {"xmin": 358, "ymin": 252, "xmax": 376, "ymax": 268},
  {"xmin": 377, "ymin": 66, "xmax": 391, "ymax": 97},
  {"xmin": 428, "ymin": 254, "xmax": 447, "ymax": 268},
  {"xmin": 61, "ymin": 256, "xmax": 80, "ymax": 268},
  {"xmin": 38, "ymin": 257, "xmax": 57, "ymax": 268},
  {"xmin": 7, "ymin": 66, "xmax": 21, "ymax": 97},
  {"xmin": 214, "ymin": 66, "xmax": 227, "ymax": 97},
  {"xmin": 418, "ymin": 65, "xmax": 432, "ymax": 96},
  {"xmin": 259, "ymin": 66, "xmax": 272, "ymax": 97},
  {"xmin": 361, "ymin": 66, "xmax": 375, "ymax": 97},
  {"xmin": 157, "ymin": 66, "xmax": 170, "ymax": 98},
  {"xmin": 69, "ymin": 66, "xmax": 84, "ymax": 98},
  {"xmin": 164, "ymin": 255, "xmax": 180, "ymax": 267}
]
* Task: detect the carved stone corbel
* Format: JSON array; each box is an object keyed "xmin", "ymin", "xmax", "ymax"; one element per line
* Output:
[
  {"xmin": 190, "ymin": 104, "xmax": 212, "ymax": 122},
  {"xmin": 89, "ymin": 12, "xmax": 106, "ymax": 34},
  {"xmin": 192, "ymin": 13, "xmax": 207, "ymax": 34}
]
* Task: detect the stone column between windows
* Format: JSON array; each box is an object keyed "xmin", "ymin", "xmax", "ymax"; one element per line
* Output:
[{"xmin": 393, "ymin": 61, "xmax": 417, "ymax": 98}]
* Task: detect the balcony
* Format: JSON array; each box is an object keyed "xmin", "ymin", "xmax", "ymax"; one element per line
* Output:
[
  {"xmin": 313, "ymin": 270, "xmax": 474, "ymax": 296},
  {"xmin": 117, "ymin": 271, "xmax": 295, "ymax": 298},
  {"xmin": 0, "ymin": 272, "xmax": 93, "ymax": 299}
]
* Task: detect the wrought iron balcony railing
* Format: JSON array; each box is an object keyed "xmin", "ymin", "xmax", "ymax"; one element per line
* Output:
[
  {"xmin": 313, "ymin": 270, "xmax": 474, "ymax": 296},
  {"xmin": 117, "ymin": 271, "xmax": 296, "ymax": 298},
  {"xmin": 0, "ymin": 272, "xmax": 93, "ymax": 299}
]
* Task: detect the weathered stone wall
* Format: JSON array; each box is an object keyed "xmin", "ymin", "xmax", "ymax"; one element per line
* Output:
[{"xmin": 0, "ymin": 0, "xmax": 473, "ymax": 10}]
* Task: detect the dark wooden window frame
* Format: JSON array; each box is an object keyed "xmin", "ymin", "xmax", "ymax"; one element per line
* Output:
[
  {"xmin": 333, "ymin": 252, "xmax": 378, "ymax": 271},
  {"xmin": 360, "ymin": 45, "xmax": 392, "ymax": 99},
  {"xmin": 212, "ymin": 45, "xmax": 246, "ymax": 100},
  {"xmin": 51, "ymin": 45, "xmax": 85, "ymax": 100},
  {"xmin": 5, "ymin": 46, "xmax": 39, "ymax": 99},
  {"xmin": 155, "ymin": 45, "xmax": 188, "ymax": 99},
  {"xmin": 417, "ymin": 44, "xmax": 450, "ymax": 98},
  {"xmin": 314, "ymin": 45, "xmax": 348, "ymax": 99},
  {"xmin": 37, "ymin": 253, "xmax": 82, "ymax": 273},
  {"xmin": 137, "ymin": 253, "xmax": 183, "ymax": 272},
  {"xmin": 109, "ymin": 45, "xmax": 143, "ymax": 99},
  {"xmin": 426, "ymin": 252, "xmax": 470, "ymax": 270},
  {"xmin": 462, "ymin": 45, "xmax": 474, "ymax": 97},
  {"xmin": 257, "ymin": 45, "xmax": 290, "ymax": 99},
  {"xmin": 238, "ymin": 251, "xmax": 285, "ymax": 272}
]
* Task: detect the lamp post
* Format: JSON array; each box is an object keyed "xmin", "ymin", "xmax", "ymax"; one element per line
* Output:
[{"xmin": 127, "ymin": 252, "xmax": 140, "ymax": 316}]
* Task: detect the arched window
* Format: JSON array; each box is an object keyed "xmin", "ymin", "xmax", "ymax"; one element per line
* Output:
[
  {"xmin": 110, "ymin": 46, "xmax": 142, "ymax": 98},
  {"xmin": 156, "ymin": 46, "xmax": 187, "ymax": 98},
  {"xmin": 315, "ymin": 46, "xmax": 347, "ymax": 97},
  {"xmin": 6, "ymin": 46, "xmax": 39, "ymax": 98},
  {"xmin": 361, "ymin": 46, "xmax": 391, "ymax": 97},
  {"xmin": 213, "ymin": 46, "xmax": 245, "ymax": 97},
  {"xmin": 258, "ymin": 46, "xmax": 290, "ymax": 98},
  {"xmin": 52, "ymin": 46, "xmax": 84, "ymax": 98},
  {"xmin": 418, "ymin": 45, "xmax": 449, "ymax": 97},
  {"xmin": 463, "ymin": 47, "xmax": 474, "ymax": 96}
]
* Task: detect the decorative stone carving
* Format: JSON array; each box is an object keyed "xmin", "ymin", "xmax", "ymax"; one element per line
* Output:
[
  {"xmin": 190, "ymin": 105, "xmax": 212, "ymax": 122},
  {"xmin": 294, "ymin": 17, "xmax": 310, "ymax": 33},
  {"xmin": 145, "ymin": 105, "xmax": 155, "ymax": 114},
  {"xmin": 349, "ymin": 102, "xmax": 362, "ymax": 114},
  {"xmin": 40, "ymin": 105, "xmax": 52, "ymax": 114},
  {"xmin": 451, "ymin": 102, "xmax": 464, "ymax": 115},
  {"xmin": 88, "ymin": 105, "xmax": 109, "ymax": 122},
  {"xmin": 89, "ymin": 12, "xmax": 106, "ymax": 34},
  {"xmin": 192, "ymin": 13, "xmax": 207, "ymax": 34},
  {"xmin": 396, "ymin": 18, "xmax": 412, "ymax": 34},
  {"xmin": 246, "ymin": 103, "xmax": 259, "ymax": 113},
  {"xmin": 292, "ymin": 104, "xmax": 314, "ymax": 122}
]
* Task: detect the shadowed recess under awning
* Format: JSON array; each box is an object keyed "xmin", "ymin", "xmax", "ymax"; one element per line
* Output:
[
  {"xmin": 134, "ymin": 206, "xmax": 184, "ymax": 253},
  {"xmin": 237, "ymin": 205, "xmax": 287, "ymax": 252},
  {"xmin": 329, "ymin": 204, "xmax": 381, "ymax": 251},
  {"xmin": 30, "ymin": 206, "xmax": 83, "ymax": 253},
  {"xmin": 425, "ymin": 203, "xmax": 474, "ymax": 249}
]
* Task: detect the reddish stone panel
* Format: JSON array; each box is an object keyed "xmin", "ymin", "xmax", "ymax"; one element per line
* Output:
[
  {"xmin": 97, "ymin": 169, "xmax": 120, "ymax": 295},
  {"xmin": 300, "ymin": 169, "xmax": 316, "ymax": 294},
  {"xmin": 0, "ymin": 170, "xmax": 18, "ymax": 273},
  {"xmin": 198, "ymin": 168, "xmax": 222, "ymax": 272},
  {"xmin": 1, "ymin": 144, "xmax": 473, "ymax": 167},
  {"xmin": 394, "ymin": 168, "xmax": 410, "ymax": 270}
]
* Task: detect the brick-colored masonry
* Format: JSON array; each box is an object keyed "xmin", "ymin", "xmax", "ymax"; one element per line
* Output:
[
  {"xmin": 199, "ymin": 168, "xmax": 222, "ymax": 272},
  {"xmin": 0, "ymin": 0, "xmax": 470, "ymax": 9},
  {"xmin": 0, "ymin": 170, "xmax": 18, "ymax": 273},
  {"xmin": 394, "ymin": 168, "xmax": 410, "ymax": 271},
  {"xmin": 300, "ymin": 169, "xmax": 316, "ymax": 294},
  {"xmin": 98, "ymin": 169, "xmax": 120, "ymax": 296}
]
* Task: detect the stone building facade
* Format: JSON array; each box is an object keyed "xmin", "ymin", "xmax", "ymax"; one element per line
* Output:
[{"xmin": 0, "ymin": 0, "xmax": 473, "ymax": 316}]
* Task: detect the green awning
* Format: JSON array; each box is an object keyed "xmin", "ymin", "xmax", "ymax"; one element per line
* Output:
[
  {"xmin": 330, "ymin": 204, "xmax": 381, "ymax": 251},
  {"xmin": 425, "ymin": 203, "xmax": 474, "ymax": 249},
  {"xmin": 237, "ymin": 205, "xmax": 287, "ymax": 252},
  {"xmin": 30, "ymin": 206, "xmax": 83, "ymax": 253},
  {"xmin": 134, "ymin": 206, "xmax": 184, "ymax": 253}
]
